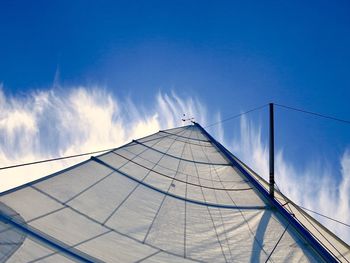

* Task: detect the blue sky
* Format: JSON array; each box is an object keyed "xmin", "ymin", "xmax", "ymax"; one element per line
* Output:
[
  {"xmin": 1, "ymin": 0, "xmax": 350, "ymax": 167},
  {"xmin": 0, "ymin": 0, "xmax": 350, "ymax": 241}
]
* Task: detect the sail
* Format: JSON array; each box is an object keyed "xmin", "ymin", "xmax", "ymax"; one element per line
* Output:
[{"xmin": 0, "ymin": 124, "xmax": 349, "ymax": 262}]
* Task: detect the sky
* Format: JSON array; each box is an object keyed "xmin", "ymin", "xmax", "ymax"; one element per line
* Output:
[{"xmin": 0, "ymin": 1, "xmax": 349, "ymax": 243}]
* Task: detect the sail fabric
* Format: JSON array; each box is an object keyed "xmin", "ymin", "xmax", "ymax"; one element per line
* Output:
[
  {"xmin": 236, "ymin": 156, "xmax": 350, "ymax": 263},
  {"xmin": 0, "ymin": 124, "xmax": 348, "ymax": 262}
]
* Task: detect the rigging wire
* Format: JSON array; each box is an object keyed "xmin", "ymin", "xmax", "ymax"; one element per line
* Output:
[
  {"xmin": 298, "ymin": 205, "xmax": 350, "ymax": 228},
  {"xmin": 274, "ymin": 182, "xmax": 350, "ymax": 228},
  {"xmin": 275, "ymin": 103, "xmax": 350, "ymax": 125},
  {"xmin": 273, "ymin": 182, "xmax": 348, "ymax": 261},
  {"xmin": 204, "ymin": 104, "xmax": 268, "ymax": 128},
  {"xmin": 0, "ymin": 127, "xmax": 186, "ymax": 171},
  {"xmin": 0, "ymin": 147, "xmax": 116, "ymax": 171},
  {"xmin": 204, "ymin": 102, "xmax": 350, "ymax": 128}
]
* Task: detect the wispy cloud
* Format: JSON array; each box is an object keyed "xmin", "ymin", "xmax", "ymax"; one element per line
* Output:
[{"xmin": 0, "ymin": 85, "xmax": 206, "ymax": 192}]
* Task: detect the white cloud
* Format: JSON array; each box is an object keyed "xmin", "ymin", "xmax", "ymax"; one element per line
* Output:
[{"xmin": 0, "ymin": 86, "xmax": 205, "ymax": 192}]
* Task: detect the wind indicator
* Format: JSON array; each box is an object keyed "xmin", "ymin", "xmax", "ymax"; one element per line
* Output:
[{"xmin": 181, "ymin": 114, "xmax": 195, "ymax": 123}]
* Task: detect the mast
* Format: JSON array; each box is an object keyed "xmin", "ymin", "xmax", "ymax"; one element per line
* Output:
[{"xmin": 269, "ymin": 103, "xmax": 275, "ymax": 198}]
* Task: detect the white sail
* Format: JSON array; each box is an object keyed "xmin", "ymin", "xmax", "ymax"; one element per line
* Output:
[{"xmin": 0, "ymin": 124, "xmax": 349, "ymax": 262}]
